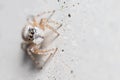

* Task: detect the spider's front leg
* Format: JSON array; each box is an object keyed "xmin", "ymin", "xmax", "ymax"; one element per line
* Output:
[
  {"xmin": 27, "ymin": 15, "xmax": 38, "ymax": 27},
  {"xmin": 39, "ymin": 18, "xmax": 62, "ymax": 37},
  {"xmin": 39, "ymin": 18, "xmax": 62, "ymax": 35},
  {"xmin": 26, "ymin": 10, "xmax": 56, "ymax": 27}
]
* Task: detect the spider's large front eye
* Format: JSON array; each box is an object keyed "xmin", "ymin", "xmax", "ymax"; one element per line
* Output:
[
  {"xmin": 29, "ymin": 35, "xmax": 33, "ymax": 38},
  {"xmin": 28, "ymin": 37, "xmax": 33, "ymax": 41},
  {"xmin": 29, "ymin": 28, "xmax": 36, "ymax": 34},
  {"xmin": 27, "ymin": 34, "xmax": 34, "ymax": 41}
]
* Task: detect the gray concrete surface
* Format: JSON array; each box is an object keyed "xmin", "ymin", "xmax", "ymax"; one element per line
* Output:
[{"xmin": 0, "ymin": 0, "xmax": 120, "ymax": 80}]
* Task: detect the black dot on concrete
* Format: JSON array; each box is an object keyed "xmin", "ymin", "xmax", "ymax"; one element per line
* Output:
[
  {"xmin": 68, "ymin": 14, "xmax": 71, "ymax": 18},
  {"xmin": 71, "ymin": 70, "xmax": 73, "ymax": 74}
]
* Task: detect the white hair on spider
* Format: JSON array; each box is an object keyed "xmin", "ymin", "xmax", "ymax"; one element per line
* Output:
[{"xmin": 22, "ymin": 25, "xmax": 44, "ymax": 44}]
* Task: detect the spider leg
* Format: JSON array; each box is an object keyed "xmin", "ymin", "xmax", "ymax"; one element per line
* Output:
[
  {"xmin": 40, "ymin": 48, "xmax": 58, "ymax": 69},
  {"xmin": 47, "ymin": 19, "xmax": 62, "ymax": 30},
  {"xmin": 35, "ymin": 10, "xmax": 55, "ymax": 19},
  {"xmin": 28, "ymin": 44, "xmax": 57, "ymax": 65},
  {"xmin": 27, "ymin": 10, "xmax": 56, "ymax": 27},
  {"xmin": 45, "ymin": 24, "xmax": 60, "ymax": 37},
  {"xmin": 27, "ymin": 47, "xmax": 39, "ymax": 65},
  {"xmin": 47, "ymin": 10, "xmax": 55, "ymax": 21},
  {"xmin": 27, "ymin": 15, "xmax": 38, "ymax": 27},
  {"xmin": 32, "ymin": 47, "xmax": 56, "ymax": 55},
  {"xmin": 30, "ymin": 47, "xmax": 58, "ymax": 69},
  {"xmin": 38, "ymin": 10, "xmax": 55, "ymax": 30}
]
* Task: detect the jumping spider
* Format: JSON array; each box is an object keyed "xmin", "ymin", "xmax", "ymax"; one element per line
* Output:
[{"xmin": 21, "ymin": 10, "xmax": 62, "ymax": 69}]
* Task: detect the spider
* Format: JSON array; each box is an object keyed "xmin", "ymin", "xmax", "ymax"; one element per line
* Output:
[{"xmin": 21, "ymin": 10, "xmax": 62, "ymax": 69}]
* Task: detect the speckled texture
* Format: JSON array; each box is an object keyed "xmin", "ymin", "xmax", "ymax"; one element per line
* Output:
[{"xmin": 0, "ymin": 0, "xmax": 120, "ymax": 80}]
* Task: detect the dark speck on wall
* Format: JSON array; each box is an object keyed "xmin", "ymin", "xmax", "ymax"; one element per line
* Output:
[
  {"xmin": 68, "ymin": 14, "xmax": 71, "ymax": 18},
  {"xmin": 71, "ymin": 70, "xmax": 73, "ymax": 74}
]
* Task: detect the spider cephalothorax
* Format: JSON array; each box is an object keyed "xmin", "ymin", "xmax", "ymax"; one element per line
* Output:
[{"xmin": 22, "ymin": 25, "xmax": 44, "ymax": 43}]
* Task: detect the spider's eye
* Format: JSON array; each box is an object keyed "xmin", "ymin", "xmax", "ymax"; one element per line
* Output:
[
  {"xmin": 31, "ymin": 31, "xmax": 34, "ymax": 34},
  {"xmin": 29, "ymin": 28, "xmax": 36, "ymax": 34},
  {"xmin": 28, "ymin": 38, "xmax": 31, "ymax": 40},
  {"xmin": 28, "ymin": 37, "xmax": 33, "ymax": 41},
  {"xmin": 27, "ymin": 34, "xmax": 34, "ymax": 41}
]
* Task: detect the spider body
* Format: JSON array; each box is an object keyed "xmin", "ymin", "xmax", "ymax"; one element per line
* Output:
[{"xmin": 21, "ymin": 10, "xmax": 62, "ymax": 68}]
